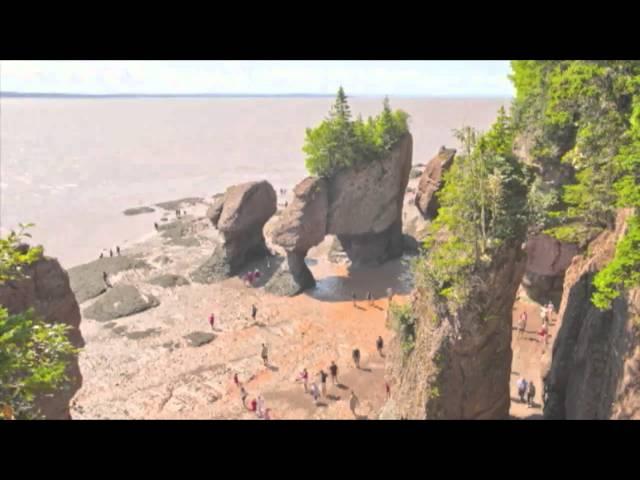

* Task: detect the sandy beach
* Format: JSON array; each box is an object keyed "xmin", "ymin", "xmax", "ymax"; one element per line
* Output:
[{"xmin": 69, "ymin": 197, "xmax": 415, "ymax": 420}]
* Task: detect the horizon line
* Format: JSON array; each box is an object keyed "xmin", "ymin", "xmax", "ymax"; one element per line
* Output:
[{"xmin": 0, "ymin": 90, "xmax": 513, "ymax": 99}]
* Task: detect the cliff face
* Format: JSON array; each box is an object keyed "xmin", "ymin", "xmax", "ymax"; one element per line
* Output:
[
  {"xmin": 383, "ymin": 241, "xmax": 526, "ymax": 419},
  {"xmin": 0, "ymin": 256, "xmax": 83, "ymax": 419},
  {"xmin": 544, "ymin": 209, "xmax": 640, "ymax": 419},
  {"xmin": 327, "ymin": 134, "xmax": 413, "ymax": 265}
]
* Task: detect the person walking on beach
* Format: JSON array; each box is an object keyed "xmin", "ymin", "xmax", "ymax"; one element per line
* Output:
[
  {"xmin": 318, "ymin": 370, "xmax": 328, "ymax": 396},
  {"xmin": 542, "ymin": 381, "xmax": 549, "ymax": 409},
  {"xmin": 249, "ymin": 397, "xmax": 258, "ymax": 413},
  {"xmin": 257, "ymin": 395, "xmax": 266, "ymax": 418},
  {"xmin": 102, "ymin": 271, "xmax": 112, "ymax": 288},
  {"xmin": 240, "ymin": 386, "xmax": 248, "ymax": 407},
  {"xmin": 298, "ymin": 368, "xmax": 309, "ymax": 392},
  {"xmin": 349, "ymin": 390, "xmax": 360, "ymax": 417},
  {"xmin": 517, "ymin": 378, "xmax": 528, "ymax": 403},
  {"xmin": 99, "ymin": 252, "xmax": 104, "ymax": 259},
  {"xmin": 154, "ymin": 222, "xmax": 159, "ymax": 231},
  {"xmin": 367, "ymin": 291, "xmax": 374, "ymax": 306},
  {"xmin": 540, "ymin": 304, "xmax": 548, "ymax": 324},
  {"xmin": 109, "ymin": 249, "xmax": 113, "ymax": 257},
  {"xmin": 261, "ymin": 343, "xmax": 269, "ymax": 366},
  {"xmin": 546, "ymin": 301, "xmax": 554, "ymax": 322},
  {"xmin": 376, "ymin": 336, "xmax": 384, "ymax": 357},
  {"xmin": 310, "ymin": 383, "xmax": 320, "ymax": 405},
  {"xmin": 518, "ymin": 311, "xmax": 528, "ymax": 338},
  {"xmin": 527, "ymin": 381, "xmax": 536, "ymax": 408},
  {"xmin": 539, "ymin": 322, "xmax": 549, "ymax": 351},
  {"xmin": 352, "ymin": 348, "xmax": 361, "ymax": 369},
  {"xmin": 387, "ymin": 287, "xmax": 394, "ymax": 304},
  {"xmin": 352, "ymin": 292, "xmax": 357, "ymax": 307},
  {"xmin": 233, "ymin": 373, "xmax": 240, "ymax": 388},
  {"xmin": 385, "ymin": 381, "xmax": 391, "ymax": 400},
  {"xmin": 251, "ymin": 304, "xmax": 257, "ymax": 321},
  {"xmin": 116, "ymin": 246, "xmax": 121, "ymax": 256},
  {"xmin": 208, "ymin": 313, "xmax": 215, "ymax": 331},
  {"xmin": 329, "ymin": 361, "xmax": 338, "ymax": 386}
]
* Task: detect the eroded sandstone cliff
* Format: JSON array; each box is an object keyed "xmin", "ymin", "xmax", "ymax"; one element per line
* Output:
[
  {"xmin": 544, "ymin": 209, "xmax": 640, "ymax": 419},
  {"xmin": 383, "ymin": 241, "xmax": 526, "ymax": 419},
  {"xmin": 0, "ymin": 255, "xmax": 83, "ymax": 419}
]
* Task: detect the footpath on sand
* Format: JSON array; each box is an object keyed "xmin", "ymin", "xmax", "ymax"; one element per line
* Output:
[{"xmin": 510, "ymin": 286, "xmax": 559, "ymax": 420}]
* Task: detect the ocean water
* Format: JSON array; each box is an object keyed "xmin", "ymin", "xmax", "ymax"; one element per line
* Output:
[{"xmin": 0, "ymin": 96, "xmax": 508, "ymax": 268}]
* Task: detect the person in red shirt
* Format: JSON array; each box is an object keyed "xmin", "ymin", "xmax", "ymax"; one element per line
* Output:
[{"xmin": 249, "ymin": 398, "xmax": 257, "ymax": 412}]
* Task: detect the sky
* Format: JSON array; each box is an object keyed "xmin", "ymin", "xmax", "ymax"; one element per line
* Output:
[{"xmin": 0, "ymin": 61, "xmax": 514, "ymax": 97}]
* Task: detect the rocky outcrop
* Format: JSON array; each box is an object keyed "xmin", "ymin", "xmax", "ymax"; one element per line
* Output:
[
  {"xmin": 384, "ymin": 241, "xmax": 526, "ymax": 419},
  {"xmin": 155, "ymin": 197, "xmax": 203, "ymax": 211},
  {"xmin": 192, "ymin": 181, "xmax": 277, "ymax": 283},
  {"xmin": 266, "ymin": 177, "xmax": 328, "ymax": 295},
  {"xmin": 414, "ymin": 147, "xmax": 456, "ymax": 219},
  {"xmin": 83, "ymin": 284, "xmax": 159, "ymax": 321},
  {"xmin": 521, "ymin": 234, "xmax": 578, "ymax": 305},
  {"xmin": 544, "ymin": 210, "xmax": 640, "ymax": 419},
  {"xmin": 207, "ymin": 194, "xmax": 225, "ymax": 227},
  {"xmin": 183, "ymin": 331, "xmax": 216, "ymax": 347},
  {"xmin": 68, "ymin": 256, "xmax": 151, "ymax": 303},
  {"xmin": 0, "ymin": 255, "xmax": 83, "ymax": 419},
  {"xmin": 327, "ymin": 134, "xmax": 413, "ymax": 266},
  {"xmin": 148, "ymin": 274, "xmax": 190, "ymax": 288},
  {"xmin": 264, "ymin": 135, "xmax": 412, "ymax": 295},
  {"xmin": 123, "ymin": 206, "xmax": 155, "ymax": 216}
]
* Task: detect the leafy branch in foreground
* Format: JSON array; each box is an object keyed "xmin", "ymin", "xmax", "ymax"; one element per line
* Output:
[{"xmin": 0, "ymin": 226, "xmax": 78, "ymax": 420}]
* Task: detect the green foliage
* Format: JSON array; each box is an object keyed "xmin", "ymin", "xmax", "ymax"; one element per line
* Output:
[
  {"xmin": 0, "ymin": 223, "xmax": 43, "ymax": 282},
  {"xmin": 510, "ymin": 61, "xmax": 640, "ymax": 310},
  {"xmin": 388, "ymin": 301, "xmax": 416, "ymax": 355},
  {"xmin": 592, "ymin": 215, "xmax": 640, "ymax": 310},
  {"xmin": 0, "ymin": 227, "xmax": 78, "ymax": 419},
  {"xmin": 303, "ymin": 88, "xmax": 410, "ymax": 176},
  {"xmin": 415, "ymin": 107, "xmax": 528, "ymax": 307}
]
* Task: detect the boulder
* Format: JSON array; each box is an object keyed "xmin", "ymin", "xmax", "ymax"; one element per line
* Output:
[
  {"xmin": 207, "ymin": 194, "xmax": 225, "ymax": 227},
  {"xmin": 183, "ymin": 331, "xmax": 216, "ymax": 347},
  {"xmin": 415, "ymin": 147, "xmax": 456, "ymax": 219},
  {"xmin": 0, "ymin": 255, "xmax": 83, "ymax": 419},
  {"xmin": 266, "ymin": 177, "xmax": 328, "ymax": 294},
  {"xmin": 192, "ymin": 181, "xmax": 277, "ymax": 283},
  {"xmin": 271, "ymin": 177, "xmax": 328, "ymax": 253},
  {"xmin": 83, "ymin": 284, "xmax": 159, "ymax": 321},
  {"xmin": 123, "ymin": 206, "xmax": 155, "ymax": 216},
  {"xmin": 68, "ymin": 256, "xmax": 151, "ymax": 304},
  {"xmin": 522, "ymin": 234, "xmax": 578, "ymax": 305},
  {"xmin": 148, "ymin": 274, "xmax": 190, "ymax": 288}
]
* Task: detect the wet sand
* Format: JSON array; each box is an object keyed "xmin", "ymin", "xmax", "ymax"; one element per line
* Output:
[{"xmin": 70, "ymin": 201, "xmax": 414, "ymax": 420}]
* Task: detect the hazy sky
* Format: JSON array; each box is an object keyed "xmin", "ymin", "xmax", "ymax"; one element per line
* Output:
[{"xmin": 0, "ymin": 61, "xmax": 514, "ymax": 96}]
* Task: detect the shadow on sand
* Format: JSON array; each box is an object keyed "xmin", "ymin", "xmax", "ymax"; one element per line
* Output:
[{"xmin": 305, "ymin": 256, "xmax": 414, "ymax": 303}]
